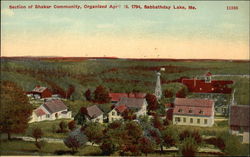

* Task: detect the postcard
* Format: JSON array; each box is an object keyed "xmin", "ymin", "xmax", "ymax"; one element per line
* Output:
[{"xmin": 1, "ymin": 0, "xmax": 249, "ymax": 156}]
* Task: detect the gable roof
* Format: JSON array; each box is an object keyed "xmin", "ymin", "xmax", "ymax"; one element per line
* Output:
[
  {"xmin": 32, "ymin": 86, "xmax": 48, "ymax": 93},
  {"xmin": 173, "ymin": 98, "xmax": 214, "ymax": 117},
  {"xmin": 34, "ymin": 108, "xmax": 46, "ymax": 116},
  {"xmin": 86, "ymin": 105, "xmax": 103, "ymax": 119},
  {"xmin": 116, "ymin": 97, "xmax": 146, "ymax": 109},
  {"xmin": 115, "ymin": 105, "xmax": 127, "ymax": 113},
  {"xmin": 43, "ymin": 100, "xmax": 67, "ymax": 114},
  {"xmin": 230, "ymin": 105, "xmax": 250, "ymax": 128}
]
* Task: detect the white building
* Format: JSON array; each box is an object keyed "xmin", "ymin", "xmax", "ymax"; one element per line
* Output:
[
  {"xmin": 30, "ymin": 99, "xmax": 72, "ymax": 123},
  {"xmin": 173, "ymin": 98, "xmax": 215, "ymax": 127},
  {"xmin": 108, "ymin": 97, "xmax": 148, "ymax": 122}
]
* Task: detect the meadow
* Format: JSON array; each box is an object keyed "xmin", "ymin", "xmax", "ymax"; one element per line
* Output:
[{"xmin": 1, "ymin": 58, "xmax": 249, "ymax": 105}]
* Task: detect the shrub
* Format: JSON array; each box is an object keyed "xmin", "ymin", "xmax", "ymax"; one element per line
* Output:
[{"xmin": 179, "ymin": 137, "xmax": 198, "ymax": 157}]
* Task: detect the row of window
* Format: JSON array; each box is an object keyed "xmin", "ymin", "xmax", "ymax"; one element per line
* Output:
[
  {"xmin": 175, "ymin": 117, "xmax": 208, "ymax": 124},
  {"xmin": 178, "ymin": 109, "xmax": 204, "ymax": 114}
]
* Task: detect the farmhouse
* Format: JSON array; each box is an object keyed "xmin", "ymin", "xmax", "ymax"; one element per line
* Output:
[
  {"xmin": 108, "ymin": 97, "xmax": 148, "ymax": 122},
  {"xmin": 30, "ymin": 99, "xmax": 72, "ymax": 123},
  {"xmin": 84, "ymin": 105, "xmax": 104, "ymax": 123},
  {"xmin": 229, "ymin": 105, "xmax": 249, "ymax": 144},
  {"xmin": 173, "ymin": 98, "xmax": 215, "ymax": 127},
  {"xmin": 30, "ymin": 86, "xmax": 52, "ymax": 99}
]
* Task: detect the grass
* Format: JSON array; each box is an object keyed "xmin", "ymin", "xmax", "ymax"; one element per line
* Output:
[
  {"xmin": 0, "ymin": 139, "xmax": 102, "ymax": 156},
  {"xmin": 173, "ymin": 120, "xmax": 229, "ymax": 137},
  {"xmin": 25, "ymin": 119, "xmax": 72, "ymax": 138},
  {"xmin": 1, "ymin": 58, "xmax": 249, "ymax": 102}
]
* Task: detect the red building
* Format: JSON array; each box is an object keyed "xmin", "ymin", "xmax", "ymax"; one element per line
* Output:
[
  {"xmin": 31, "ymin": 86, "xmax": 52, "ymax": 98},
  {"xmin": 181, "ymin": 72, "xmax": 233, "ymax": 94}
]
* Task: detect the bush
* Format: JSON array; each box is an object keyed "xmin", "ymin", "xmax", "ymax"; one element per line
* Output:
[
  {"xmin": 179, "ymin": 137, "xmax": 198, "ymax": 157},
  {"xmin": 204, "ymin": 137, "xmax": 225, "ymax": 150},
  {"xmin": 57, "ymin": 121, "xmax": 68, "ymax": 133}
]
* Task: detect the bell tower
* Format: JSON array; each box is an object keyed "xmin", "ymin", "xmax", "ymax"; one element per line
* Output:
[{"xmin": 155, "ymin": 72, "xmax": 162, "ymax": 100}]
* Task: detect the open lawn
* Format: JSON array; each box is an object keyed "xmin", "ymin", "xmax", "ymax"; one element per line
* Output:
[
  {"xmin": 0, "ymin": 139, "xmax": 102, "ymax": 156},
  {"xmin": 24, "ymin": 119, "xmax": 72, "ymax": 138}
]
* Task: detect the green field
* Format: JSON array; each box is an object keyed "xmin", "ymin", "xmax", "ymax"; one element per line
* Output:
[{"xmin": 1, "ymin": 58, "xmax": 249, "ymax": 105}]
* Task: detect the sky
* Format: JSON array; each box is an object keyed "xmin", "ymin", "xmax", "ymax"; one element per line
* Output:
[{"xmin": 1, "ymin": 1, "xmax": 249, "ymax": 59}]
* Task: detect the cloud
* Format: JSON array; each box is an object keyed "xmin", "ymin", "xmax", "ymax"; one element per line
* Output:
[{"xmin": 1, "ymin": 9, "xmax": 14, "ymax": 17}]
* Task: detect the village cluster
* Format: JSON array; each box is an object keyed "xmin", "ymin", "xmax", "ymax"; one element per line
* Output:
[{"xmin": 27, "ymin": 71, "xmax": 249, "ymax": 144}]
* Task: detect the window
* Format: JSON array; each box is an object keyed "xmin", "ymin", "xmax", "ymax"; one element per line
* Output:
[
  {"xmin": 197, "ymin": 119, "xmax": 200, "ymax": 124},
  {"xmin": 183, "ymin": 118, "xmax": 186, "ymax": 123},
  {"xmin": 189, "ymin": 110, "xmax": 193, "ymax": 113},
  {"xmin": 199, "ymin": 110, "xmax": 204, "ymax": 114},
  {"xmin": 46, "ymin": 114, "xmax": 50, "ymax": 118},
  {"xmin": 175, "ymin": 117, "xmax": 180, "ymax": 122},
  {"xmin": 112, "ymin": 111, "xmax": 115, "ymax": 116},
  {"xmin": 178, "ymin": 109, "xmax": 182, "ymax": 112},
  {"xmin": 190, "ymin": 118, "xmax": 193, "ymax": 123},
  {"xmin": 204, "ymin": 119, "xmax": 208, "ymax": 124}
]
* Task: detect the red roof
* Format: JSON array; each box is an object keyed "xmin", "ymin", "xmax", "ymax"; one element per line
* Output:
[
  {"xmin": 109, "ymin": 93, "xmax": 128, "ymax": 102},
  {"xmin": 109, "ymin": 92, "xmax": 146, "ymax": 102},
  {"xmin": 34, "ymin": 108, "xmax": 46, "ymax": 116},
  {"xmin": 182, "ymin": 78, "xmax": 233, "ymax": 94},
  {"xmin": 115, "ymin": 105, "xmax": 127, "ymax": 113},
  {"xmin": 173, "ymin": 98, "xmax": 214, "ymax": 117}
]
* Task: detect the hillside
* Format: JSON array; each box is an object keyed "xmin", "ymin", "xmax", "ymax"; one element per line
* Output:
[{"xmin": 1, "ymin": 57, "xmax": 249, "ymax": 105}]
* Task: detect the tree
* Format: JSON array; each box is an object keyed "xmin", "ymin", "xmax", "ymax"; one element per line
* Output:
[
  {"xmin": 100, "ymin": 138, "xmax": 116, "ymax": 155},
  {"xmin": 84, "ymin": 89, "xmax": 92, "ymax": 101},
  {"xmin": 66, "ymin": 85, "xmax": 75, "ymax": 99},
  {"xmin": 83, "ymin": 122, "xmax": 104, "ymax": 145},
  {"xmin": 32, "ymin": 127, "xmax": 43, "ymax": 142},
  {"xmin": 179, "ymin": 130, "xmax": 202, "ymax": 144},
  {"xmin": 138, "ymin": 137, "xmax": 155, "ymax": 156},
  {"xmin": 161, "ymin": 126, "xmax": 179, "ymax": 149},
  {"xmin": 94, "ymin": 85, "xmax": 110, "ymax": 103},
  {"xmin": 68, "ymin": 120, "xmax": 76, "ymax": 131},
  {"xmin": 176, "ymin": 87, "xmax": 187, "ymax": 98},
  {"xmin": 0, "ymin": 81, "xmax": 33, "ymax": 140},
  {"xmin": 64, "ymin": 128, "xmax": 87, "ymax": 154},
  {"xmin": 122, "ymin": 109, "xmax": 136, "ymax": 121},
  {"xmin": 58, "ymin": 121, "xmax": 68, "ymax": 133},
  {"xmin": 179, "ymin": 137, "xmax": 198, "ymax": 157},
  {"xmin": 152, "ymin": 114, "xmax": 164, "ymax": 130},
  {"xmin": 74, "ymin": 107, "xmax": 87, "ymax": 126},
  {"xmin": 164, "ymin": 89, "xmax": 174, "ymax": 98},
  {"xmin": 145, "ymin": 94, "xmax": 158, "ymax": 112}
]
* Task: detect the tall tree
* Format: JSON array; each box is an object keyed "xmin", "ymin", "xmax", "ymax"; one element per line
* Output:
[
  {"xmin": 94, "ymin": 85, "xmax": 110, "ymax": 103},
  {"xmin": 145, "ymin": 94, "xmax": 158, "ymax": 112},
  {"xmin": 0, "ymin": 81, "xmax": 33, "ymax": 140},
  {"xmin": 138, "ymin": 137, "xmax": 155, "ymax": 156},
  {"xmin": 84, "ymin": 89, "xmax": 92, "ymax": 101}
]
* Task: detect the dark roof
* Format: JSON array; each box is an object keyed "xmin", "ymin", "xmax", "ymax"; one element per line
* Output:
[
  {"xmin": 43, "ymin": 100, "xmax": 67, "ymax": 114},
  {"xmin": 230, "ymin": 105, "xmax": 250, "ymax": 127},
  {"xmin": 86, "ymin": 105, "xmax": 103, "ymax": 119},
  {"xmin": 116, "ymin": 97, "xmax": 145, "ymax": 109},
  {"xmin": 174, "ymin": 98, "xmax": 214, "ymax": 117},
  {"xmin": 182, "ymin": 79, "xmax": 233, "ymax": 94}
]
